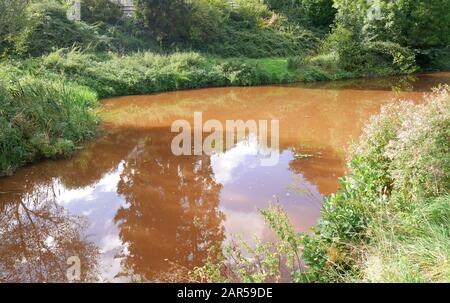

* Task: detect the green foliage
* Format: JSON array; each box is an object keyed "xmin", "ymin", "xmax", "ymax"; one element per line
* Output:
[
  {"xmin": 333, "ymin": 0, "xmax": 450, "ymax": 69},
  {"xmin": 132, "ymin": 0, "xmax": 320, "ymax": 58},
  {"xmin": 38, "ymin": 49, "xmax": 300, "ymax": 98},
  {"xmin": 80, "ymin": 0, "xmax": 124, "ymax": 24},
  {"xmin": 316, "ymin": 25, "xmax": 417, "ymax": 75},
  {"xmin": 0, "ymin": 75, "xmax": 99, "ymax": 176},
  {"xmin": 417, "ymin": 48, "xmax": 450, "ymax": 71},
  {"xmin": 385, "ymin": 88, "xmax": 450, "ymax": 201},
  {"xmin": 266, "ymin": 0, "xmax": 336, "ymax": 29},
  {"xmin": 202, "ymin": 22, "xmax": 319, "ymax": 58},
  {"xmin": 233, "ymin": 0, "xmax": 272, "ymax": 23},
  {"xmin": 1, "ymin": 0, "xmax": 156, "ymax": 58},
  {"xmin": 186, "ymin": 0, "xmax": 227, "ymax": 47},
  {"xmin": 301, "ymin": 86, "xmax": 450, "ymax": 282},
  {"xmin": 301, "ymin": 0, "xmax": 336, "ymax": 29},
  {"xmin": 8, "ymin": 1, "xmax": 110, "ymax": 56},
  {"xmin": 0, "ymin": 0, "xmax": 28, "ymax": 56}
]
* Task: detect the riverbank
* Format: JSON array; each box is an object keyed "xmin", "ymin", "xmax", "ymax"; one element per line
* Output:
[
  {"xmin": 0, "ymin": 48, "xmax": 419, "ymax": 176},
  {"xmin": 191, "ymin": 86, "xmax": 450, "ymax": 283},
  {"xmin": 300, "ymin": 86, "xmax": 450, "ymax": 282}
]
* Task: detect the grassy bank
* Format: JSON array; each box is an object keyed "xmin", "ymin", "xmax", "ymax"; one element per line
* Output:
[
  {"xmin": 300, "ymin": 86, "xmax": 449, "ymax": 282},
  {"xmin": 0, "ymin": 77, "xmax": 98, "ymax": 176},
  {"xmin": 0, "ymin": 45, "xmax": 420, "ymax": 176},
  {"xmin": 191, "ymin": 86, "xmax": 450, "ymax": 283}
]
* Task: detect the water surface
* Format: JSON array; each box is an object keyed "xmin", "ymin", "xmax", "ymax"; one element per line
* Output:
[{"xmin": 1, "ymin": 72, "xmax": 449, "ymax": 282}]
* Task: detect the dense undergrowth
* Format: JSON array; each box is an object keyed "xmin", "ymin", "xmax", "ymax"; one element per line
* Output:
[
  {"xmin": 0, "ymin": 1, "xmax": 157, "ymax": 58},
  {"xmin": 0, "ymin": 77, "xmax": 98, "ymax": 176},
  {"xmin": 301, "ymin": 86, "xmax": 450, "ymax": 282},
  {"xmin": 191, "ymin": 87, "xmax": 450, "ymax": 283}
]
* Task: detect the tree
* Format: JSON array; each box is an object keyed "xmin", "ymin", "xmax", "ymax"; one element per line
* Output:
[
  {"xmin": 302, "ymin": 0, "xmax": 336, "ymax": 29},
  {"xmin": 80, "ymin": 0, "xmax": 124, "ymax": 24},
  {"xmin": 333, "ymin": 0, "xmax": 450, "ymax": 49},
  {"xmin": 265, "ymin": 0, "xmax": 336, "ymax": 29},
  {"xmin": 332, "ymin": 0, "xmax": 450, "ymax": 68},
  {"xmin": 0, "ymin": 0, "xmax": 28, "ymax": 56},
  {"xmin": 133, "ymin": 0, "xmax": 192, "ymax": 44}
]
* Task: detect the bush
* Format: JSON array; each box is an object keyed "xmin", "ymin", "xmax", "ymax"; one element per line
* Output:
[
  {"xmin": 333, "ymin": 0, "xmax": 450, "ymax": 70},
  {"xmin": 2, "ymin": 1, "xmax": 156, "ymax": 58},
  {"xmin": 364, "ymin": 41, "xmax": 417, "ymax": 75},
  {"xmin": 301, "ymin": 86, "xmax": 450, "ymax": 282},
  {"xmin": 266, "ymin": 0, "xmax": 336, "ymax": 29},
  {"xmin": 385, "ymin": 87, "xmax": 450, "ymax": 200},
  {"xmin": 133, "ymin": 0, "xmax": 192, "ymax": 44},
  {"xmin": 10, "ymin": 1, "xmax": 112, "ymax": 57},
  {"xmin": 0, "ymin": 0, "xmax": 28, "ymax": 57},
  {"xmin": 416, "ymin": 48, "xmax": 450, "ymax": 71},
  {"xmin": 37, "ymin": 49, "xmax": 298, "ymax": 98},
  {"xmin": 80, "ymin": 0, "xmax": 124, "ymax": 24},
  {"xmin": 322, "ymin": 26, "xmax": 417, "ymax": 75},
  {"xmin": 185, "ymin": 0, "xmax": 320, "ymax": 58},
  {"xmin": 0, "ymin": 76, "xmax": 99, "ymax": 176}
]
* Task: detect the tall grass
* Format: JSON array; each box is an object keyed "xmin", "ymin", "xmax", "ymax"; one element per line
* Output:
[
  {"xmin": 300, "ymin": 86, "xmax": 449, "ymax": 282},
  {"xmin": 0, "ymin": 77, "xmax": 98, "ymax": 176},
  {"xmin": 2, "ymin": 0, "xmax": 157, "ymax": 58},
  {"xmin": 35, "ymin": 49, "xmax": 300, "ymax": 98}
]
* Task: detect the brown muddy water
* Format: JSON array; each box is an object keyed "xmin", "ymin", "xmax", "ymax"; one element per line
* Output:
[{"xmin": 1, "ymin": 72, "xmax": 449, "ymax": 282}]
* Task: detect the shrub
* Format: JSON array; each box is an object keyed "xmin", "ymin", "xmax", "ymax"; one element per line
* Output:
[
  {"xmin": 0, "ymin": 77, "xmax": 99, "ymax": 176},
  {"xmin": 2, "ymin": 1, "xmax": 156, "ymax": 58},
  {"xmin": 266, "ymin": 0, "xmax": 336, "ymax": 29},
  {"xmin": 416, "ymin": 48, "xmax": 450, "ymax": 71},
  {"xmin": 80, "ymin": 0, "xmax": 124, "ymax": 24},
  {"xmin": 37, "ymin": 49, "xmax": 298, "ymax": 98},
  {"xmin": 301, "ymin": 86, "xmax": 450, "ymax": 282},
  {"xmin": 332, "ymin": 0, "xmax": 450, "ymax": 70},
  {"xmin": 364, "ymin": 41, "xmax": 417, "ymax": 75},
  {"xmin": 322, "ymin": 26, "xmax": 417, "ymax": 75},
  {"xmin": 10, "ymin": 1, "xmax": 112, "ymax": 57},
  {"xmin": 133, "ymin": 0, "xmax": 192, "ymax": 44},
  {"xmin": 0, "ymin": 0, "xmax": 28, "ymax": 57},
  {"xmin": 385, "ymin": 87, "xmax": 450, "ymax": 201}
]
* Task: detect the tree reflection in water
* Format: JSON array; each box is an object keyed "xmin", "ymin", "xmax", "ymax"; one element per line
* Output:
[
  {"xmin": 0, "ymin": 128, "xmax": 226, "ymax": 282},
  {"xmin": 114, "ymin": 131, "xmax": 225, "ymax": 282},
  {"xmin": 0, "ymin": 187, "xmax": 99, "ymax": 283}
]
